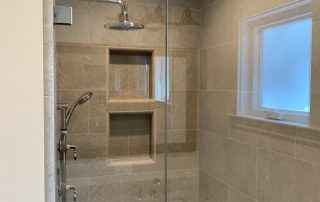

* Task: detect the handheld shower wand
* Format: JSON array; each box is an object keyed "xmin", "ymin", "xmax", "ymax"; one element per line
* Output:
[{"xmin": 65, "ymin": 92, "xmax": 93, "ymax": 126}]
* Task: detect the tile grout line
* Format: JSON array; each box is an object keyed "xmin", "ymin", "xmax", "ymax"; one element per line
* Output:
[{"xmin": 206, "ymin": 171, "xmax": 258, "ymax": 202}]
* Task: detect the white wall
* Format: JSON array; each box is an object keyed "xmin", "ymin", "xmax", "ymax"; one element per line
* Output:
[{"xmin": 0, "ymin": 1, "xmax": 45, "ymax": 202}]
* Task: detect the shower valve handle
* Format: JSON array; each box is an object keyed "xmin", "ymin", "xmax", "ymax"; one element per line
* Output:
[
  {"xmin": 66, "ymin": 185, "xmax": 77, "ymax": 201},
  {"xmin": 67, "ymin": 145, "xmax": 77, "ymax": 160},
  {"xmin": 59, "ymin": 141, "xmax": 77, "ymax": 160}
]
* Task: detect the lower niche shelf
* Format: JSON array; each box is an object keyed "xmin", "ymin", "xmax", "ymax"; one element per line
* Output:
[
  {"xmin": 107, "ymin": 112, "xmax": 155, "ymax": 166},
  {"xmin": 107, "ymin": 157, "xmax": 154, "ymax": 167}
]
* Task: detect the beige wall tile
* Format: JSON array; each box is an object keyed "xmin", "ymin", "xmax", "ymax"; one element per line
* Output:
[
  {"xmin": 89, "ymin": 117, "xmax": 106, "ymax": 134},
  {"xmin": 200, "ymin": 171, "xmax": 228, "ymax": 202},
  {"xmin": 57, "ymin": 44, "xmax": 106, "ymax": 90},
  {"xmin": 168, "ymin": 7, "xmax": 200, "ymax": 49},
  {"xmin": 67, "ymin": 158, "xmax": 132, "ymax": 178},
  {"xmin": 66, "ymin": 178, "xmax": 89, "ymax": 202},
  {"xmin": 257, "ymin": 149, "xmax": 320, "ymax": 202},
  {"xmin": 201, "ymin": 0, "xmax": 220, "ymax": 8},
  {"xmin": 170, "ymin": 0, "xmax": 201, "ymax": 9},
  {"xmin": 310, "ymin": 93, "xmax": 320, "ymax": 128},
  {"xmin": 207, "ymin": 133, "xmax": 257, "ymax": 199},
  {"xmin": 88, "ymin": 172, "xmax": 170, "ymax": 202},
  {"xmin": 201, "ymin": 0, "xmax": 231, "ymax": 48},
  {"xmin": 109, "ymin": 130, "xmax": 129, "ymax": 159},
  {"xmin": 313, "ymin": 0, "xmax": 320, "ymax": 23},
  {"xmin": 199, "ymin": 131, "xmax": 207, "ymax": 172},
  {"xmin": 169, "ymin": 49, "xmax": 200, "ymax": 91},
  {"xmin": 129, "ymin": 130, "xmax": 150, "ymax": 157},
  {"xmin": 199, "ymin": 91, "xmax": 236, "ymax": 136},
  {"xmin": 168, "ymin": 151, "xmax": 199, "ymax": 170},
  {"xmin": 171, "ymin": 169, "xmax": 199, "ymax": 202},
  {"xmin": 88, "ymin": 90, "xmax": 106, "ymax": 118},
  {"xmin": 200, "ymin": 50, "xmax": 207, "ymax": 90},
  {"xmin": 296, "ymin": 127, "xmax": 320, "ymax": 165},
  {"xmin": 227, "ymin": 187, "xmax": 256, "ymax": 202},
  {"xmin": 55, "ymin": 0, "xmax": 89, "ymax": 44},
  {"xmin": 171, "ymin": 90, "xmax": 198, "ymax": 130},
  {"xmin": 229, "ymin": 116, "xmax": 296, "ymax": 157},
  {"xmin": 67, "ymin": 134, "xmax": 107, "ymax": 160},
  {"xmin": 310, "ymin": 22, "xmax": 320, "ymax": 127},
  {"xmin": 205, "ymin": 43, "xmax": 237, "ymax": 91}
]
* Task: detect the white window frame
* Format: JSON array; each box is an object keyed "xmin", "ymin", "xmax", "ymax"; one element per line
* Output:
[{"xmin": 238, "ymin": 0, "xmax": 312, "ymax": 124}]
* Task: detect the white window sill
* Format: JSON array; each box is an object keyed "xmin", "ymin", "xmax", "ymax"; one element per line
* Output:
[{"xmin": 227, "ymin": 114, "xmax": 320, "ymax": 131}]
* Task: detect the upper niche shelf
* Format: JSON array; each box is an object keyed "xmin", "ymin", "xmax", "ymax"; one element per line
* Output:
[{"xmin": 109, "ymin": 49, "xmax": 153, "ymax": 101}]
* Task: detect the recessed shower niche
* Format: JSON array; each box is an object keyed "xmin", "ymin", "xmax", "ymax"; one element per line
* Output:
[
  {"xmin": 108, "ymin": 49, "xmax": 153, "ymax": 101},
  {"xmin": 107, "ymin": 112, "xmax": 155, "ymax": 165}
]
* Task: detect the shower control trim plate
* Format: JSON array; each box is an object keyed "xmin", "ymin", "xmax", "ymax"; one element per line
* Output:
[{"xmin": 54, "ymin": 5, "xmax": 73, "ymax": 25}]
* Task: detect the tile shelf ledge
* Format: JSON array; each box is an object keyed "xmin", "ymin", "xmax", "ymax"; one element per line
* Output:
[
  {"xmin": 227, "ymin": 114, "xmax": 320, "ymax": 132},
  {"xmin": 108, "ymin": 99, "xmax": 156, "ymax": 103},
  {"xmin": 107, "ymin": 157, "xmax": 155, "ymax": 167}
]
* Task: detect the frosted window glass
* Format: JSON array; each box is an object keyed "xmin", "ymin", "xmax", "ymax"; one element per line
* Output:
[{"xmin": 260, "ymin": 18, "xmax": 312, "ymax": 112}]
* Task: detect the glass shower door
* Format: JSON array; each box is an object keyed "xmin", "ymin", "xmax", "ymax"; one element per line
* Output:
[{"xmin": 55, "ymin": 0, "xmax": 170, "ymax": 201}]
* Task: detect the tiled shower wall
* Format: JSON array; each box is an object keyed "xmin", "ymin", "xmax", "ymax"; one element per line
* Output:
[
  {"xmin": 55, "ymin": 0, "xmax": 200, "ymax": 201},
  {"xmin": 199, "ymin": 0, "xmax": 320, "ymax": 202}
]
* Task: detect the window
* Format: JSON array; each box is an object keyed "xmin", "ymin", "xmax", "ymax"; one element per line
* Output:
[
  {"xmin": 238, "ymin": 0, "xmax": 312, "ymax": 124},
  {"xmin": 259, "ymin": 18, "xmax": 312, "ymax": 113}
]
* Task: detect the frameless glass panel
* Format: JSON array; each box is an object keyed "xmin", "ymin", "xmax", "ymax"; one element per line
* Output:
[
  {"xmin": 55, "ymin": 0, "xmax": 168, "ymax": 202},
  {"xmin": 260, "ymin": 18, "xmax": 312, "ymax": 112}
]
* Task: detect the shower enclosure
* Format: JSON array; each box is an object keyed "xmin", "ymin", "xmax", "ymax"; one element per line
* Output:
[
  {"xmin": 53, "ymin": 0, "xmax": 320, "ymax": 202},
  {"xmin": 55, "ymin": 0, "xmax": 199, "ymax": 201}
]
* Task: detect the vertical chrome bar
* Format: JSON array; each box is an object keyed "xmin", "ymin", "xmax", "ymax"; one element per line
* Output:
[{"xmin": 57, "ymin": 104, "xmax": 68, "ymax": 202}]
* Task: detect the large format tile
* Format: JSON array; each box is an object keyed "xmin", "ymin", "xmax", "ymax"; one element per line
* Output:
[
  {"xmin": 258, "ymin": 149, "xmax": 320, "ymax": 202},
  {"xmin": 66, "ymin": 178, "xmax": 89, "ymax": 202},
  {"xmin": 171, "ymin": 90, "xmax": 198, "ymax": 130},
  {"xmin": 55, "ymin": 0, "xmax": 89, "ymax": 44},
  {"xmin": 171, "ymin": 169, "xmax": 199, "ymax": 202},
  {"xmin": 168, "ymin": 7, "xmax": 201, "ymax": 49},
  {"xmin": 229, "ymin": 116, "xmax": 296, "ymax": 157},
  {"xmin": 205, "ymin": 43, "xmax": 238, "ymax": 91},
  {"xmin": 169, "ymin": 49, "xmax": 200, "ymax": 91},
  {"xmin": 67, "ymin": 133, "xmax": 107, "ymax": 160},
  {"xmin": 200, "ymin": 171, "xmax": 228, "ymax": 202},
  {"xmin": 199, "ymin": 131, "xmax": 207, "ymax": 172},
  {"xmin": 201, "ymin": 0, "xmax": 231, "ymax": 48},
  {"xmin": 199, "ymin": 171, "xmax": 255, "ymax": 202},
  {"xmin": 296, "ymin": 127, "xmax": 320, "ymax": 165},
  {"xmin": 199, "ymin": 91, "xmax": 236, "ymax": 136},
  {"xmin": 207, "ymin": 134, "xmax": 257, "ymax": 199},
  {"xmin": 56, "ymin": 44, "xmax": 106, "ymax": 90},
  {"xmin": 200, "ymin": 50, "xmax": 207, "ymax": 90},
  {"xmin": 66, "ymin": 158, "xmax": 132, "ymax": 178}
]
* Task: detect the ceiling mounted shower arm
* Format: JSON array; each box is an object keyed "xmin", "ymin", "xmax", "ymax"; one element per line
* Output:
[
  {"xmin": 100, "ymin": 0, "xmax": 124, "ymax": 6},
  {"xmin": 100, "ymin": 0, "xmax": 128, "ymax": 22},
  {"xmin": 100, "ymin": 0, "xmax": 126, "ymax": 10}
]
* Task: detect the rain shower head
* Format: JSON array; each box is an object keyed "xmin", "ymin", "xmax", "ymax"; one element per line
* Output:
[
  {"xmin": 100, "ymin": 0, "xmax": 144, "ymax": 31},
  {"xmin": 106, "ymin": 21, "xmax": 144, "ymax": 31},
  {"xmin": 66, "ymin": 92, "xmax": 93, "ymax": 125}
]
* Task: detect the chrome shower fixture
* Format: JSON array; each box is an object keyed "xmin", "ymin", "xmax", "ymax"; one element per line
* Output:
[
  {"xmin": 66, "ymin": 91, "xmax": 93, "ymax": 125},
  {"xmin": 100, "ymin": 0, "xmax": 144, "ymax": 31}
]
